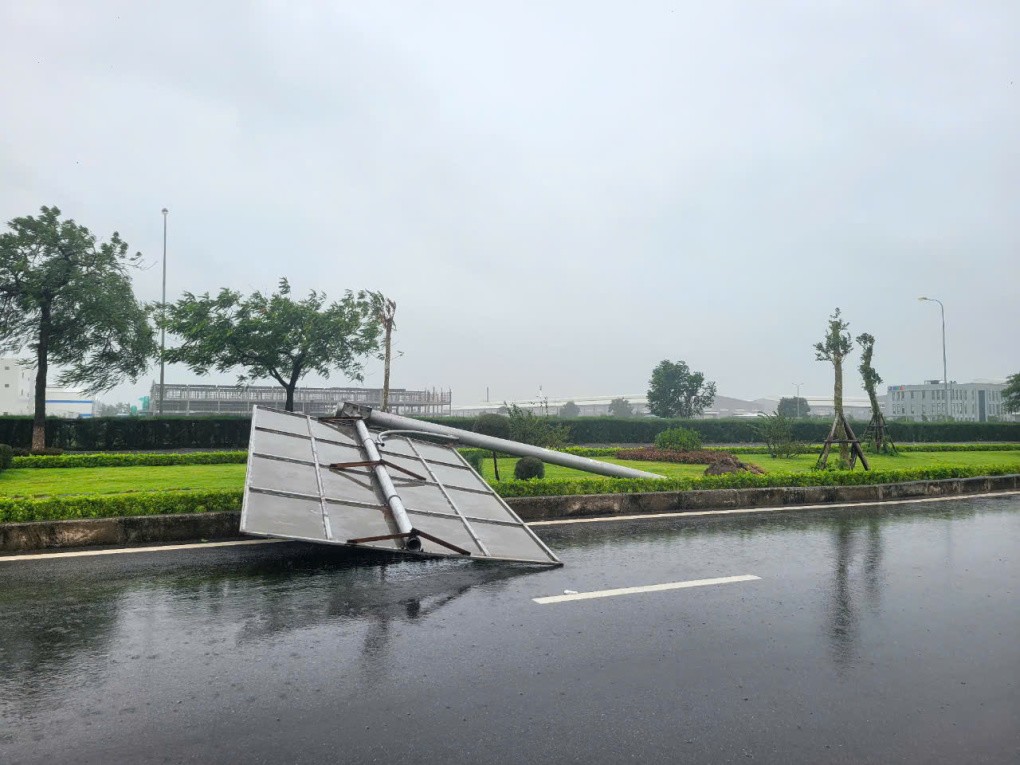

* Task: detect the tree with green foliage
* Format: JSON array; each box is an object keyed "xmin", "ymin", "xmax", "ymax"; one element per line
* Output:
[
  {"xmin": 856, "ymin": 332, "xmax": 896, "ymax": 453},
  {"xmin": 777, "ymin": 396, "xmax": 811, "ymax": 418},
  {"xmin": 608, "ymin": 397, "xmax": 633, "ymax": 417},
  {"xmin": 1004, "ymin": 372, "xmax": 1020, "ymax": 414},
  {"xmin": 0, "ymin": 206, "xmax": 156, "ymax": 450},
  {"xmin": 646, "ymin": 359, "xmax": 716, "ymax": 418},
  {"xmin": 814, "ymin": 308, "xmax": 853, "ymax": 467},
  {"xmin": 559, "ymin": 400, "xmax": 580, "ymax": 418},
  {"xmin": 162, "ymin": 279, "xmax": 380, "ymax": 412}
]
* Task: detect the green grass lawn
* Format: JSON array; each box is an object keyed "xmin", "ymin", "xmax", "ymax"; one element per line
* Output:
[
  {"xmin": 1, "ymin": 450, "xmax": 1017, "ymax": 500},
  {"xmin": 0, "ymin": 464, "xmax": 246, "ymax": 499}
]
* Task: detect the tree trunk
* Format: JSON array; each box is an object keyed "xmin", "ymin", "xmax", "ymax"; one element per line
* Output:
[
  {"xmin": 381, "ymin": 324, "xmax": 392, "ymax": 412},
  {"xmin": 31, "ymin": 305, "xmax": 50, "ymax": 452},
  {"xmin": 284, "ymin": 383, "xmax": 296, "ymax": 412},
  {"xmin": 833, "ymin": 358, "xmax": 849, "ymax": 466},
  {"xmin": 866, "ymin": 388, "xmax": 883, "ymax": 451}
]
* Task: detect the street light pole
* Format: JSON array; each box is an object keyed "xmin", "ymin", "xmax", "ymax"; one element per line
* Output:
[
  {"xmin": 793, "ymin": 382, "xmax": 804, "ymax": 418},
  {"xmin": 158, "ymin": 208, "xmax": 168, "ymax": 416},
  {"xmin": 919, "ymin": 297, "xmax": 950, "ymax": 420}
]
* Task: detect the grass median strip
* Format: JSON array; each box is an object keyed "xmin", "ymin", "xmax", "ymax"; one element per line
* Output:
[
  {"xmin": 0, "ymin": 464, "xmax": 246, "ymax": 497},
  {"xmin": 0, "ymin": 453, "xmax": 1017, "ymax": 524}
]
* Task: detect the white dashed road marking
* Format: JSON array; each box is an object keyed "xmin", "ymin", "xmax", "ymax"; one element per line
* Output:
[{"xmin": 533, "ymin": 574, "xmax": 761, "ymax": 604}]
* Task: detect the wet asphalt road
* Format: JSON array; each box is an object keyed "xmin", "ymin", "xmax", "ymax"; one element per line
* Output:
[{"xmin": 1, "ymin": 496, "xmax": 1018, "ymax": 764}]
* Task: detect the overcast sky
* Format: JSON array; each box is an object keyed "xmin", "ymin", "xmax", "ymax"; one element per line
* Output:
[{"xmin": 2, "ymin": 1, "xmax": 1017, "ymax": 407}]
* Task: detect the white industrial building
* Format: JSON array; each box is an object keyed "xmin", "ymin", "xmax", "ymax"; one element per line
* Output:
[
  {"xmin": 0, "ymin": 358, "xmax": 95, "ymax": 418},
  {"xmin": 450, "ymin": 393, "xmax": 876, "ymax": 419},
  {"xmin": 146, "ymin": 382, "xmax": 451, "ymax": 417},
  {"xmin": 884, "ymin": 380, "xmax": 1015, "ymax": 422}
]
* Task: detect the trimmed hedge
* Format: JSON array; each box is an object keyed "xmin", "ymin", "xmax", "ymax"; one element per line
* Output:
[
  {"xmin": 494, "ymin": 463, "xmax": 1020, "ymax": 498},
  {"xmin": 0, "ymin": 444, "xmax": 13, "ymax": 473},
  {"xmin": 11, "ymin": 451, "xmax": 248, "ymax": 469},
  {"xmin": 0, "ymin": 416, "xmax": 252, "ymax": 451},
  {"xmin": 441, "ymin": 417, "xmax": 1020, "ymax": 445},
  {"xmin": 1, "ymin": 413, "xmax": 1017, "ymax": 452},
  {"xmin": 555, "ymin": 418, "xmax": 1020, "ymax": 445},
  {"xmin": 0, "ymin": 489, "xmax": 243, "ymax": 524}
]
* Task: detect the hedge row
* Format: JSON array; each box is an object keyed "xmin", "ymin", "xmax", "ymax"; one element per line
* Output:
[
  {"xmin": 493, "ymin": 463, "xmax": 1020, "ymax": 498},
  {"xmin": 2, "ymin": 414, "xmax": 1018, "ymax": 451},
  {"xmin": 0, "ymin": 490, "xmax": 243, "ymax": 524},
  {"xmin": 459, "ymin": 443, "xmax": 1020, "ymax": 464},
  {"xmin": 11, "ymin": 451, "xmax": 248, "ymax": 469},
  {"xmin": 421, "ymin": 417, "xmax": 1020, "ymax": 445},
  {"xmin": 0, "ymin": 416, "xmax": 251, "ymax": 452},
  {"xmin": 554, "ymin": 418, "xmax": 1020, "ymax": 445}
]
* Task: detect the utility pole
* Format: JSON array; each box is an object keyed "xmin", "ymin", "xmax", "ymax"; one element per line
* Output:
[
  {"xmin": 793, "ymin": 382, "xmax": 805, "ymax": 418},
  {"xmin": 158, "ymin": 208, "xmax": 168, "ymax": 416},
  {"xmin": 919, "ymin": 297, "xmax": 950, "ymax": 420}
]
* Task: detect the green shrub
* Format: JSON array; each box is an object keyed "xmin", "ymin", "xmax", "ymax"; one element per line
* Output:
[
  {"xmin": 514, "ymin": 456, "xmax": 545, "ymax": 480},
  {"xmin": 654, "ymin": 427, "xmax": 703, "ymax": 451},
  {"xmin": 462, "ymin": 450, "xmax": 485, "ymax": 473},
  {"xmin": 755, "ymin": 412, "xmax": 802, "ymax": 458},
  {"xmin": 0, "ymin": 444, "xmax": 13, "ymax": 472}
]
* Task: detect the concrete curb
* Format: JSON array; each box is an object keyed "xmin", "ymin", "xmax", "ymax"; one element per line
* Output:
[{"xmin": 2, "ymin": 474, "xmax": 1017, "ymax": 553}]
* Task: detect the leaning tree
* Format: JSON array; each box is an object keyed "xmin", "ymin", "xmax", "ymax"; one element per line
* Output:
[
  {"xmin": 0, "ymin": 206, "xmax": 155, "ymax": 450},
  {"xmin": 856, "ymin": 332, "xmax": 896, "ymax": 454},
  {"xmin": 161, "ymin": 279, "xmax": 381, "ymax": 412},
  {"xmin": 813, "ymin": 308, "xmax": 868, "ymax": 470}
]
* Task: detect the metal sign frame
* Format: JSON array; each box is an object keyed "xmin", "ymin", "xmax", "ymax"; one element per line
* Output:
[{"xmin": 241, "ymin": 407, "xmax": 561, "ymax": 566}]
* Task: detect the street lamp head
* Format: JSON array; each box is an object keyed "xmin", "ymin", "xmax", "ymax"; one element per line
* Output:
[
  {"xmin": 918, "ymin": 296, "xmax": 929, "ymax": 302},
  {"xmin": 161, "ymin": 208, "xmax": 168, "ymax": 216}
]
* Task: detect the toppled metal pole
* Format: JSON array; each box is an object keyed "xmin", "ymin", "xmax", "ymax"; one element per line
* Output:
[
  {"xmin": 338, "ymin": 404, "xmax": 665, "ymax": 481},
  {"xmin": 351, "ymin": 418, "xmax": 422, "ymax": 551}
]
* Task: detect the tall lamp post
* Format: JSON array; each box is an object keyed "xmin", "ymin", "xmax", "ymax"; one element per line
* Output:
[
  {"xmin": 793, "ymin": 382, "xmax": 805, "ymax": 418},
  {"xmin": 918, "ymin": 296, "xmax": 950, "ymax": 420},
  {"xmin": 158, "ymin": 208, "xmax": 168, "ymax": 416}
]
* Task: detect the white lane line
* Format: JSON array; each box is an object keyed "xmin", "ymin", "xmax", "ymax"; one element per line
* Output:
[
  {"xmin": 533, "ymin": 574, "xmax": 760, "ymax": 604},
  {"xmin": 527, "ymin": 490, "xmax": 1020, "ymax": 526},
  {"xmin": 0, "ymin": 538, "xmax": 285, "ymax": 563}
]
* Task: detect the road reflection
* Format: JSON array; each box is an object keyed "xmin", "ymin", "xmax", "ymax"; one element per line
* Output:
[
  {"xmin": 826, "ymin": 515, "xmax": 884, "ymax": 671},
  {"xmin": 0, "ymin": 545, "xmax": 540, "ymax": 721}
]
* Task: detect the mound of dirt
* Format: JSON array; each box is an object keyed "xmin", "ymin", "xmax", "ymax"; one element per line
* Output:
[{"xmin": 702, "ymin": 456, "xmax": 765, "ymax": 476}]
